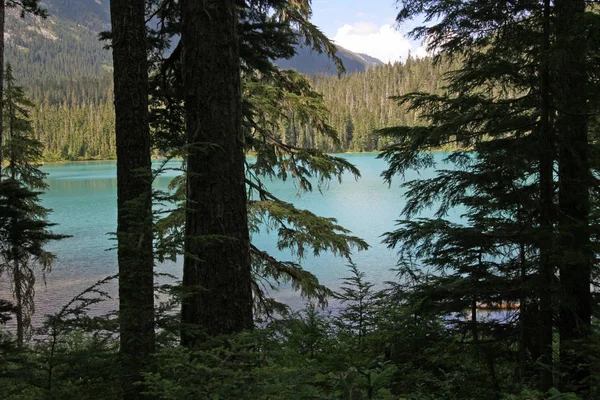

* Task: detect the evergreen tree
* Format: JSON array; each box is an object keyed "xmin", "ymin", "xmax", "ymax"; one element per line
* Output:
[
  {"xmin": 179, "ymin": 0, "xmax": 254, "ymax": 343},
  {"xmin": 109, "ymin": 0, "xmax": 154, "ymax": 397},
  {"xmin": 148, "ymin": 0, "xmax": 368, "ymax": 341},
  {"xmin": 334, "ymin": 263, "xmax": 377, "ymax": 347},
  {"xmin": 378, "ymin": 0, "xmax": 599, "ymax": 396},
  {"xmin": 0, "ymin": 1, "xmax": 47, "ymax": 179},
  {"xmin": 555, "ymin": 0, "xmax": 592, "ymax": 394},
  {"xmin": 0, "ymin": 64, "xmax": 64, "ymax": 347}
]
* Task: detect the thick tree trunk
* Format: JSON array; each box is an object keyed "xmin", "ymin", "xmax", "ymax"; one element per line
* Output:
[
  {"xmin": 180, "ymin": 0, "xmax": 253, "ymax": 345},
  {"xmin": 109, "ymin": 0, "xmax": 155, "ymax": 398},
  {"xmin": 555, "ymin": 0, "xmax": 591, "ymax": 396},
  {"xmin": 538, "ymin": 0, "xmax": 554, "ymax": 392}
]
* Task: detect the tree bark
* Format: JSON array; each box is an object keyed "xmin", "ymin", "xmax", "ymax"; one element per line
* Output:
[
  {"xmin": 538, "ymin": 0, "xmax": 554, "ymax": 392},
  {"xmin": 0, "ymin": 0, "xmax": 5, "ymax": 181},
  {"xmin": 555, "ymin": 0, "xmax": 591, "ymax": 396},
  {"xmin": 109, "ymin": 0, "xmax": 155, "ymax": 398},
  {"xmin": 180, "ymin": 0, "xmax": 253, "ymax": 345}
]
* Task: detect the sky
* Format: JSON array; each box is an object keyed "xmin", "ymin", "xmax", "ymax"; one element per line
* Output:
[{"xmin": 310, "ymin": 0, "xmax": 427, "ymax": 64}]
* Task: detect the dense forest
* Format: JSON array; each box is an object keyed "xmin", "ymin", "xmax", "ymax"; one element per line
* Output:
[
  {"xmin": 6, "ymin": 0, "xmax": 447, "ymax": 160},
  {"xmin": 12, "ymin": 58, "xmax": 447, "ymax": 160},
  {"xmin": 1, "ymin": 0, "xmax": 600, "ymax": 400},
  {"xmin": 299, "ymin": 58, "xmax": 449, "ymax": 151}
]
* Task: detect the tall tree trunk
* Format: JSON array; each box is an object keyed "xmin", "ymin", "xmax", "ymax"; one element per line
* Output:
[
  {"xmin": 538, "ymin": 0, "xmax": 554, "ymax": 392},
  {"xmin": 518, "ymin": 241, "xmax": 529, "ymax": 380},
  {"xmin": 555, "ymin": 0, "xmax": 591, "ymax": 396},
  {"xmin": 109, "ymin": 1, "xmax": 155, "ymax": 398},
  {"xmin": 180, "ymin": 0, "xmax": 253, "ymax": 346},
  {"xmin": 0, "ymin": 0, "xmax": 5, "ymax": 181}
]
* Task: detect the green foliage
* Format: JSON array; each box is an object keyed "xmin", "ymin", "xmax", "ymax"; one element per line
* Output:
[
  {"xmin": 5, "ymin": 0, "xmax": 454, "ymax": 161},
  {"xmin": 0, "ymin": 65, "xmax": 67, "ymax": 346},
  {"xmin": 145, "ymin": 0, "xmax": 371, "ymax": 316},
  {"xmin": 378, "ymin": 0, "xmax": 600, "ymax": 397},
  {"xmin": 334, "ymin": 263, "xmax": 377, "ymax": 346},
  {"xmin": 3, "ymin": 264, "xmax": 591, "ymax": 399},
  {"xmin": 0, "ymin": 275, "xmax": 120, "ymax": 400}
]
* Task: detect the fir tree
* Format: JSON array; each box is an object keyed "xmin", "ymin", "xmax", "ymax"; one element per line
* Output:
[
  {"xmin": 179, "ymin": 0, "xmax": 254, "ymax": 343},
  {"xmin": 378, "ymin": 0, "xmax": 599, "ymax": 395},
  {"xmin": 108, "ymin": 0, "xmax": 154, "ymax": 397},
  {"xmin": 334, "ymin": 263, "xmax": 377, "ymax": 347},
  {"xmin": 148, "ymin": 0, "xmax": 368, "ymax": 340},
  {"xmin": 0, "ymin": 1, "xmax": 47, "ymax": 179},
  {"xmin": 555, "ymin": 0, "xmax": 592, "ymax": 394},
  {"xmin": 0, "ymin": 64, "xmax": 64, "ymax": 347}
]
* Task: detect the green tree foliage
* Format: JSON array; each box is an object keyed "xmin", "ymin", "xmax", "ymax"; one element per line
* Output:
[
  {"xmin": 334, "ymin": 263, "xmax": 377, "ymax": 347},
  {"xmin": 0, "ymin": 55, "xmax": 455, "ymax": 162},
  {"xmin": 379, "ymin": 0, "xmax": 600, "ymax": 397},
  {"xmin": 1, "ymin": 0, "xmax": 48, "ymax": 178},
  {"xmin": 299, "ymin": 58, "xmax": 451, "ymax": 152},
  {"xmin": 148, "ymin": 0, "xmax": 369, "ymax": 322},
  {"xmin": 9, "ymin": 55, "xmax": 455, "ymax": 161},
  {"xmin": 0, "ymin": 64, "xmax": 64, "ymax": 347}
]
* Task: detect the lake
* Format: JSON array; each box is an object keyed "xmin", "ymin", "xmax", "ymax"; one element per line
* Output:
[{"xmin": 7, "ymin": 152, "xmax": 453, "ymax": 324}]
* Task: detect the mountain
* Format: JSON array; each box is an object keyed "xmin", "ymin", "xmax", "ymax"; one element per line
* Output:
[
  {"xmin": 6, "ymin": 0, "xmax": 382, "ymax": 86},
  {"xmin": 275, "ymin": 45, "xmax": 384, "ymax": 75},
  {"xmin": 6, "ymin": 1, "xmax": 111, "ymax": 84}
]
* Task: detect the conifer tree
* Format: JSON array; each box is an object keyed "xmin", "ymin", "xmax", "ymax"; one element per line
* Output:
[
  {"xmin": 179, "ymin": 0, "xmax": 254, "ymax": 343},
  {"xmin": 377, "ymin": 0, "xmax": 599, "ymax": 395},
  {"xmin": 0, "ymin": 1, "xmax": 47, "ymax": 180},
  {"xmin": 109, "ymin": 0, "xmax": 154, "ymax": 397},
  {"xmin": 149, "ymin": 0, "xmax": 368, "ymax": 343},
  {"xmin": 555, "ymin": 0, "xmax": 592, "ymax": 394},
  {"xmin": 0, "ymin": 64, "xmax": 64, "ymax": 347},
  {"xmin": 334, "ymin": 263, "xmax": 377, "ymax": 347}
]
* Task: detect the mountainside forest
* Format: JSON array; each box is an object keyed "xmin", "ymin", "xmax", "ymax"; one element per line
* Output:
[
  {"xmin": 6, "ymin": 0, "xmax": 424, "ymax": 161},
  {"xmin": 20, "ymin": 58, "xmax": 444, "ymax": 160}
]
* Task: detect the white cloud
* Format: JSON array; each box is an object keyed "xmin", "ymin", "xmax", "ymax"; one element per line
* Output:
[
  {"xmin": 414, "ymin": 45, "xmax": 429, "ymax": 59},
  {"xmin": 332, "ymin": 22, "xmax": 428, "ymax": 64}
]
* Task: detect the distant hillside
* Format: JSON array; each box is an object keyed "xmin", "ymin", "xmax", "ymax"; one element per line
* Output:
[
  {"xmin": 6, "ymin": 1, "xmax": 383, "ymax": 85},
  {"xmin": 275, "ymin": 45, "xmax": 384, "ymax": 75},
  {"xmin": 43, "ymin": 0, "xmax": 110, "ymax": 30},
  {"xmin": 6, "ymin": 2, "xmax": 111, "ymax": 83}
]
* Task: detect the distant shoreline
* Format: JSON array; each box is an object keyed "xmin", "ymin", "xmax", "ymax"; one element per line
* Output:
[
  {"xmin": 40, "ymin": 148, "xmax": 460, "ymax": 165},
  {"xmin": 40, "ymin": 151, "xmax": 386, "ymax": 165}
]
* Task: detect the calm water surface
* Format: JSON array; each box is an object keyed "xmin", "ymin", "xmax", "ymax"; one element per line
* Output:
[{"xmin": 23, "ymin": 153, "xmax": 453, "ymax": 322}]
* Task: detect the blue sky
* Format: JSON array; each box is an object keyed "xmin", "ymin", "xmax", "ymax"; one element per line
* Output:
[{"xmin": 309, "ymin": 0, "xmax": 426, "ymax": 63}]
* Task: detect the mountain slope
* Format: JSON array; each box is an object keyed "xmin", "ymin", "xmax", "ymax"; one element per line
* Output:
[
  {"xmin": 6, "ymin": 0, "xmax": 382, "ymax": 85},
  {"xmin": 6, "ymin": 2, "xmax": 111, "ymax": 83},
  {"xmin": 275, "ymin": 45, "xmax": 384, "ymax": 75}
]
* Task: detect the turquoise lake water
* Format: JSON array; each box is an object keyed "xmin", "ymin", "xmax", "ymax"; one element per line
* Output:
[{"xmin": 18, "ymin": 152, "xmax": 455, "ymax": 322}]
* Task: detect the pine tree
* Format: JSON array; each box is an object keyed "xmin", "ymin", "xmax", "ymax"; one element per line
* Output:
[
  {"xmin": 555, "ymin": 0, "xmax": 592, "ymax": 394},
  {"xmin": 109, "ymin": 0, "xmax": 154, "ymax": 397},
  {"xmin": 0, "ymin": 64, "xmax": 64, "ymax": 347},
  {"xmin": 0, "ymin": 1, "xmax": 47, "ymax": 180},
  {"xmin": 377, "ymin": 0, "xmax": 599, "ymax": 395},
  {"xmin": 179, "ymin": 0, "xmax": 254, "ymax": 343},
  {"xmin": 148, "ymin": 0, "xmax": 368, "ymax": 342},
  {"xmin": 334, "ymin": 263, "xmax": 377, "ymax": 347}
]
